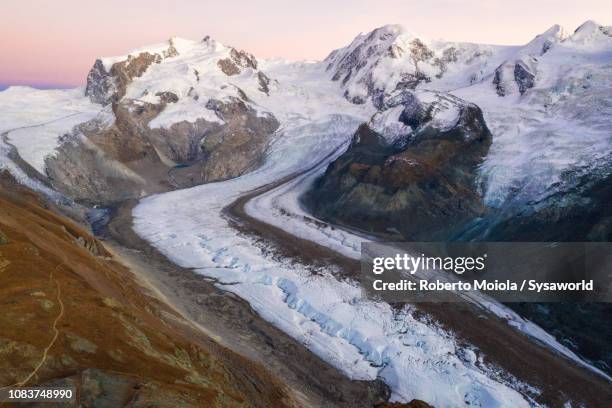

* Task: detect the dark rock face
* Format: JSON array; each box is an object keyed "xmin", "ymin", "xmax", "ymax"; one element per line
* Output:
[
  {"xmin": 217, "ymin": 58, "xmax": 241, "ymax": 76},
  {"xmin": 492, "ymin": 68, "xmax": 505, "ymax": 96},
  {"xmin": 393, "ymin": 71, "xmax": 431, "ymax": 93},
  {"xmin": 85, "ymin": 60, "xmax": 116, "ymax": 105},
  {"xmin": 257, "ymin": 71, "xmax": 271, "ymax": 94},
  {"xmin": 514, "ymin": 61, "xmax": 536, "ymax": 94},
  {"xmin": 453, "ymin": 160, "xmax": 612, "ymax": 374},
  {"xmin": 432, "ymin": 46, "xmax": 459, "ymax": 79},
  {"xmin": 541, "ymin": 40, "xmax": 554, "ymax": 55},
  {"xmin": 147, "ymin": 118, "xmax": 220, "ymax": 164},
  {"xmin": 85, "ymin": 38, "xmax": 186, "ymax": 106},
  {"xmin": 305, "ymin": 92, "xmax": 492, "ymax": 240},
  {"xmin": 110, "ymin": 52, "xmax": 161, "ymax": 102},
  {"xmin": 85, "ymin": 52, "xmax": 162, "ymax": 105},
  {"xmin": 493, "ymin": 59, "xmax": 536, "ymax": 96},
  {"xmin": 155, "ymin": 91, "xmax": 179, "ymax": 104},
  {"xmin": 230, "ymin": 48, "xmax": 258, "ymax": 69},
  {"xmin": 409, "ymin": 39, "xmax": 434, "ymax": 70}
]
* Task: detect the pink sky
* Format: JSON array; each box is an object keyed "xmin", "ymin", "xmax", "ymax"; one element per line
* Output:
[{"xmin": 1, "ymin": 0, "xmax": 610, "ymax": 88}]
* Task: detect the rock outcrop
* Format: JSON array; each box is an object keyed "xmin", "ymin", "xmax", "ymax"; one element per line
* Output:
[
  {"xmin": 84, "ymin": 60, "xmax": 117, "ymax": 105},
  {"xmin": 85, "ymin": 38, "xmax": 186, "ymax": 105},
  {"xmin": 305, "ymin": 90, "xmax": 492, "ymax": 240},
  {"xmin": 46, "ymin": 96, "xmax": 278, "ymax": 205},
  {"xmin": 217, "ymin": 48, "xmax": 258, "ymax": 76},
  {"xmin": 493, "ymin": 58, "xmax": 536, "ymax": 96},
  {"xmin": 85, "ymin": 51, "xmax": 163, "ymax": 106},
  {"xmin": 169, "ymin": 97, "xmax": 278, "ymax": 185}
]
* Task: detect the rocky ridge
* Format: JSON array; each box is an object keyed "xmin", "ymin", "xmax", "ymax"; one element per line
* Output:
[
  {"xmin": 305, "ymin": 89, "xmax": 492, "ymax": 239},
  {"xmin": 323, "ymin": 22, "xmax": 610, "ymax": 105}
]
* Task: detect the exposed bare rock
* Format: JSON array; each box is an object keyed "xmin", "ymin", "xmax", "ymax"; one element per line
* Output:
[
  {"xmin": 218, "ymin": 47, "xmax": 259, "ymax": 76},
  {"xmin": 163, "ymin": 38, "xmax": 180, "ymax": 58},
  {"xmin": 387, "ymin": 43, "xmax": 404, "ymax": 58},
  {"xmin": 111, "ymin": 53, "xmax": 162, "ymax": 101},
  {"xmin": 393, "ymin": 71, "xmax": 431, "ymax": 93},
  {"xmin": 217, "ymin": 58, "xmax": 241, "ymax": 76},
  {"xmin": 147, "ymin": 118, "xmax": 221, "ymax": 164},
  {"xmin": 85, "ymin": 39, "xmax": 183, "ymax": 106},
  {"xmin": 305, "ymin": 90, "xmax": 492, "ymax": 240},
  {"xmin": 258, "ymin": 71, "xmax": 271, "ymax": 94},
  {"xmin": 170, "ymin": 97, "xmax": 279, "ymax": 184},
  {"xmin": 85, "ymin": 52, "xmax": 160, "ymax": 105},
  {"xmin": 514, "ymin": 61, "xmax": 536, "ymax": 94},
  {"xmin": 155, "ymin": 91, "xmax": 179, "ymax": 104},
  {"xmin": 84, "ymin": 60, "xmax": 116, "ymax": 105},
  {"xmin": 493, "ymin": 59, "xmax": 536, "ymax": 96},
  {"xmin": 432, "ymin": 46, "xmax": 459, "ymax": 78},
  {"xmin": 230, "ymin": 47, "xmax": 258, "ymax": 69},
  {"xmin": 46, "ymin": 96, "xmax": 278, "ymax": 204},
  {"xmin": 45, "ymin": 99, "xmax": 169, "ymax": 204},
  {"xmin": 409, "ymin": 38, "xmax": 434, "ymax": 70}
]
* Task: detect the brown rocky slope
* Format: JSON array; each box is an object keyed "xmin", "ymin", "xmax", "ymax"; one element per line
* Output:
[{"xmin": 0, "ymin": 171, "xmax": 294, "ymax": 407}]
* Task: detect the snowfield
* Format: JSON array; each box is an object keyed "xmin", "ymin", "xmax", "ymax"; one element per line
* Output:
[
  {"xmin": 451, "ymin": 32, "xmax": 612, "ymax": 208},
  {"xmin": 0, "ymin": 86, "xmax": 101, "ymax": 200}
]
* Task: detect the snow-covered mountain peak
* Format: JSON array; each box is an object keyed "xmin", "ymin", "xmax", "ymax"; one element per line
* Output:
[
  {"xmin": 344, "ymin": 24, "xmax": 412, "ymax": 47},
  {"xmin": 101, "ymin": 38, "xmax": 181, "ymax": 71},
  {"xmin": 567, "ymin": 20, "xmax": 612, "ymax": 44},
  {"xmin": 521, "ymin": 24, "xmax": 567, "ymax": 56},
  {"xmin": 324, "ymin": 24, "xmax": 510, "ymax": 106},
  {"xmin": 97, "ymin": 36, "xmax": 236, "ymax": 70},
  {"xmin": 84, "ymin": 33, "xmax": 272, "ymax": 122},
  {"xmin": 323, "ymin": 20, "xmax": 612, "ymax": 106}
]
